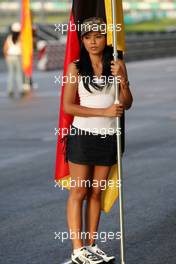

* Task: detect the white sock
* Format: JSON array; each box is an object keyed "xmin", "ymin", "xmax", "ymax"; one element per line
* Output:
[
  {"xmin": 86, "ymin": 243, "xmax": 95, "ymax": 250},
  {"xmin": 73, "ymin": 246, "xmax": 85, "ymax": 255}
]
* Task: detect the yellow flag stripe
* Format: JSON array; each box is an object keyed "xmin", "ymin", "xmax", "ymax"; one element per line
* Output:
[
  {"xmin": 104, "ymin": 0, "xmax": 126, "ymax": 51},
  {"xmin": 21, "ymin": 0, "xmax": 33, "ymax": 76}
]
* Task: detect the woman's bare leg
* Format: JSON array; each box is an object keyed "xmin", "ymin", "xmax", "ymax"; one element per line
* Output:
[
  {"xmin": 67, "ymin": 161, "xmax": 93, "ymax": 250},
  {"xmin": 85, "ymin": 165, "xmax": 111, "ymax": 245}
]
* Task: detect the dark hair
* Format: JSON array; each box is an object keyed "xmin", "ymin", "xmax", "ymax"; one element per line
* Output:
[
  {"xmin": 74, "ymin": 42, "xmax": 114, "ymax": 93},
  {"xmin": 11, "ymin": 31, "xmax": 20, "ymax": 44}
]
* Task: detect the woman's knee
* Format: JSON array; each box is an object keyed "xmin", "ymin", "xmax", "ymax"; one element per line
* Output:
[
  {"xmin": 88, "ymin": 187, "xmax": 102, "ymax": 200},
  {"xmin": 69, "ymin": 187, "xmax": 88, "ymax": 201}
]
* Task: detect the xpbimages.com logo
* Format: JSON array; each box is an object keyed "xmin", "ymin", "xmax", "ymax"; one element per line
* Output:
[
  {"xmin": 54, "ymin": 73, "xmax": 122, "ymax": 86},
  {"xmin": 54, "ymin": 230, "xmax": 121, "ymax": 243},
  {"xmin": 55, "ymin": 22, "xmax": 122, "ymax": 35},
  {"xmin": 54, "ymin": 178, "xmax": 121, "ymax": 191},
  {"xmin": 54, "ymin": 126, "xmax": 121, "ymax": 139}
]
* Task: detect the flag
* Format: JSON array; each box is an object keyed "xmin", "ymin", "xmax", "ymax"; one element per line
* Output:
[
  {"xmin": 55, "ymin": 0, "xmax": 125, "ymax": 213},
  {"xmin": 21, "ymin": 0, "xmax": 33, "ymax": 77}
]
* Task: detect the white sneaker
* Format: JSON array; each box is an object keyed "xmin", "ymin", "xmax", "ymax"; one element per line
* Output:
[
  {"xmin": 86, "ymin": 243, "xmax": 115, "ymax": 263},
  {"xmin": 71, "ymin": 246, "xmax": 104, "ymax": 264}
]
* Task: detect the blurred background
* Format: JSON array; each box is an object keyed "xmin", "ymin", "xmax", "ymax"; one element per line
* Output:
[
  {"xmin": 0, "ymin": 0, "xmax": 176, "ymax": 68},
  {"xmin": 0, "ymin": 1, "xmax": 176, "ymax": 264}
]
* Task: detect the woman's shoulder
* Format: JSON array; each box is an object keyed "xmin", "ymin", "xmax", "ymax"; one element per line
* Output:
[
  {"xmin": 6, "ymin": 35, "xmax": 12, "ymax": 44},
  {"xmin": 69, "ymin": 59, "xmax": 80, "ymax": 66},
  {"xmin": 73, "ymin": 59, "xmax": 80, "ymax": 64},
  {"xmin": 67, "ymin": 61, "xmax": 79, "ymax": 74}
]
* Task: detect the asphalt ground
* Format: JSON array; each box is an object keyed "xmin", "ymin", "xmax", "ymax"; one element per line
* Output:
[{"xmin": 0, "ymin": 57, "xmax": 176, "ymax": 264}]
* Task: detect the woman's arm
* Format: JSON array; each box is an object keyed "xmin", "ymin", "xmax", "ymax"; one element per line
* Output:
[
  {"xmin": 63, "ymin": 63, "xmax": 124, "ymax": 117},
  {"xmin": 3, "ymin": 38, "xmax": 9, "ymax": 58},
  {"xmin": 111, "ymin": 59, "xmax": 133, "ymax": 110},
  {"xmin": 119, "ymin": 82, "xmax": 133, "ymax": 110}
]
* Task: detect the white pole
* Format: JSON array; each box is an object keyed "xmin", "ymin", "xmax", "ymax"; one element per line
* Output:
[{"xmin": 111, "ymin": 1, "xmax": 126, "ymax": 264}]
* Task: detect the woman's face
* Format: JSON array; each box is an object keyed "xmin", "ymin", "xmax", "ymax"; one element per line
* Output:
[{"xmin": 82, "ymin": 31, "xmax": 106, "ymax": 55}]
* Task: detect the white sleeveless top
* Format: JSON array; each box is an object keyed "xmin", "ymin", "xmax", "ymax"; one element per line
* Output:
[
  {"xmin": 6, "ymin": 35, "xmax": 21, "ymax": 56},
  {"xmin": 72, "ymin": 76, "xmax": 117, "ymax": 135}
]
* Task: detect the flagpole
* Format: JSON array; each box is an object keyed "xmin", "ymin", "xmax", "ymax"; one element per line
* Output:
[{"xmin": 111, "ymin": 0, "xmax": 126, "ymax": 264}]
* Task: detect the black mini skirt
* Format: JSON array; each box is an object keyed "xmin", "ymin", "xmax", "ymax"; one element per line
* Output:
[{"xmin": 65, "ymin": 125, "xmax": 117, "ymax": 166}]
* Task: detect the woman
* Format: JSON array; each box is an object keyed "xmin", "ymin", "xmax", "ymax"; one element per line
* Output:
[
  {"xmin": 63, "ymin": 17, "xmax": 133, "ymax": 264},
  {"xmin": 3, "ymin": 22, "xmax": 24, "ymax": 97}
]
